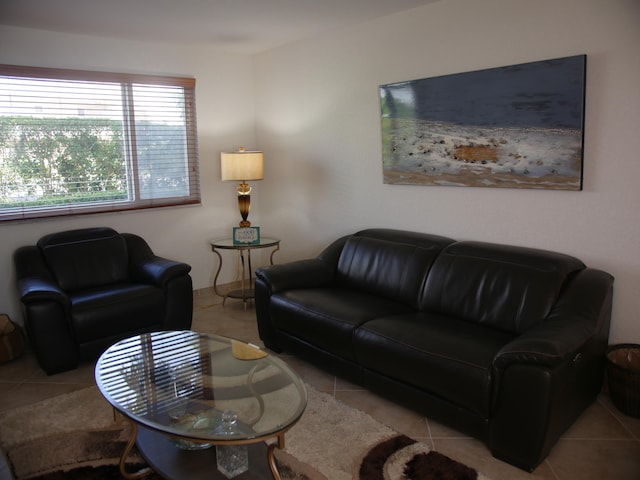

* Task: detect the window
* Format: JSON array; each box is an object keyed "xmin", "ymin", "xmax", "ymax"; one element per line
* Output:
[{"xmin": 0, "ymin": 64, "xmax": 200, "ymax": 222}]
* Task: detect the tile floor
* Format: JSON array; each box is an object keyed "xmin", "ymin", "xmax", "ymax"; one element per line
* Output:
[{"xmin": 1, "ymin": 288, "xmax": 639, "ymax": 480}]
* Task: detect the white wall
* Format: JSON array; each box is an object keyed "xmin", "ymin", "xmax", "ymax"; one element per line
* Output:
[
  {"xmin": 254, "ymin": 0, "xmax": 640, "ymax": 343},
  {"xmin": 0, "ymin": 26, "xmax": 262, "ymax": 324}
]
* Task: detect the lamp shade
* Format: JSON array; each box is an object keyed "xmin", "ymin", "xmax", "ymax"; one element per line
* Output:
[{"xmin": 220, "ymin": 150, "xmax": 264, "ymax": 181}]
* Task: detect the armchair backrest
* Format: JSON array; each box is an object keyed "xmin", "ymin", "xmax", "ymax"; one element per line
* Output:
[{"xmin": 37, "ymin": 227, "xmax": 130, "ymax": 292}]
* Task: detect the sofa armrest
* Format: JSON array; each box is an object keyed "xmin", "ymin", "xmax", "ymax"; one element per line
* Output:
[
  {"xmin": 489, "ymin": 268, "xmax": 614, "ymax": 471},
  {"xmin": 255, "ymin": 259, "xmax": 335, "ymax": 351},
  {"xmin": 493, "ymin": 268, "xmax": 614, "ymax": 370},
  {"xmin": 255, "ymin": 234, "xmax": 349, "ymax": 293},
  {"xmin": 494, "ymin": 317, "xmax": 594, "ymax": 370},
  {"xmin": 122, "ymin": 233, "xmax": 191, "ymax": 287},
  {"xmin": 255, "ymin": 236, "xmax": 351, "ymax": 351},
  {"xmin": 255, "ymin": 258, "xmax": 336, "ymax": 293}
]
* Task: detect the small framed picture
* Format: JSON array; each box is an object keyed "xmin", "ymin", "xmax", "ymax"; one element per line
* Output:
[{"xmin": 233, "ymin": 227, "xmax": 260, "ymax": 245}]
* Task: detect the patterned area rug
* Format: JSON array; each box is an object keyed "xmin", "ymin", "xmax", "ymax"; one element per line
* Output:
[
  {"xmin": 0, "ymin": 385, "xmax": 489, "ymax": 480},
  {"xmin": 359, "ymin": 434, "xmax": 490, "ymax": 480}
]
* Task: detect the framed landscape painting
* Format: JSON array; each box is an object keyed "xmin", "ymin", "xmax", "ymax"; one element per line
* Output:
[{"xmin": 379, "ymin": 55, "xmax": 586, "ymax": 190}]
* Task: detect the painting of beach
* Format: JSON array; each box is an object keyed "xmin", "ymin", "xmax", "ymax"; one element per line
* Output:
[{"xmin": 380, "ymin": 55, "xmax": 586, "ymax": 190}]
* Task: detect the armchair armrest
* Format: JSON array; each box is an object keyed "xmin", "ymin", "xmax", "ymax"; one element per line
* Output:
[
  {"xmin": 13, "ymin": 245, "xmax": 76, "ymax": 374},
  {"xmin": 14, "ymin": 246, "xmax": 68, "ymax": 305},
  {"xmin": 136, "ymin": 256, "xmax": 192, "ymax": 287},
  {"xmin": 122, "ymin": 233, "xmax": 191, "ymax": 287}
]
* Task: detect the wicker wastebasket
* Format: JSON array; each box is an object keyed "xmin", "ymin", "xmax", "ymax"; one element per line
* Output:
[
  {"xmin": 606, "ymin": 344, "xmax": 640, "ymax": 418},
  {"xmin": 0, "ymin": 314, "xmax": 25, "ymax": 363}
]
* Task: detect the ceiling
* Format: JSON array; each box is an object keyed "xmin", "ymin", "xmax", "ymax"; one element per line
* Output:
[{"xmin": 0, "ymin": 0, "xmax": 442, "ymax": 55}]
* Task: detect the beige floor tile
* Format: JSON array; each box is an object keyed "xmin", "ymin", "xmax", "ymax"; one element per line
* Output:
[
  {"xmin": 427, "ymin": 417, "xmax": 473, "ymax": 439},
  {"xmin": 277, "ymin": 354, "xmax": 336, "ymax": 393},
  {"xmin": 547, "ymin": 438, "xmax": 640, "ymax": 480},
  {"xmin": 598, "ymin": 394, "xmax": 640, "ymax": 439},
  {"xmin": 0, "ymin": 352, "xmax": 41, "ymax": 382},
  {"xmin": 31, "ymin": 362, "xmax": 97, "ymax": 385},
  {"xmin": 334, "ymin": 376, "xmax": 362, "ymax": 391},
  {"xmin": 335, "ymin": 389, "xmax": 430, "ymax": 441},
  {"xmin": 561, "ymin": 398, "xmax": 635, "ymax": 439}
]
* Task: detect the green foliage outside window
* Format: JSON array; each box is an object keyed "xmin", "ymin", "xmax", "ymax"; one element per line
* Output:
[{"xmin": 0, "ymin": 116, "xmax": 128, "ymax": 208}]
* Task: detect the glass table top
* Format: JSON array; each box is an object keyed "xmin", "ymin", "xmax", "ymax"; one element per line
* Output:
[
  {"xmin": 95, "ymin": 331, "xmax": 307, "ymax": 444},
  {"xmin": 210, "ymin": 238, "xmax": 280, "ymax": 249}
]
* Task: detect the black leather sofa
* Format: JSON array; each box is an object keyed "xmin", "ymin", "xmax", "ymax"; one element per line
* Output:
[
  {"xmin": 14, "ymin": 227, "xmax": 193, "ymax": 375},
  {"xmin": 255, "ymin": 228, "xmax": 614, "ymax": 471}
]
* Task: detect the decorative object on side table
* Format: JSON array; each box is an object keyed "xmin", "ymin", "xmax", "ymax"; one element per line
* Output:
[{"xmin": 233, "ymin": 226, "xmax": 260, "ymax": 245}]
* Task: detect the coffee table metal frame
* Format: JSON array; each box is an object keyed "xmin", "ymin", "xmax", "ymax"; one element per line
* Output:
[{"xmin": 95, "ymin": 331, "xmax": 307, "ymax": 480}]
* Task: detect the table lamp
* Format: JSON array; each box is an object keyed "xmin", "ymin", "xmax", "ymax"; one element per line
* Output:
[{"xmin": 220, "ymin": 147, "xmax": 264, "ymax": 227}]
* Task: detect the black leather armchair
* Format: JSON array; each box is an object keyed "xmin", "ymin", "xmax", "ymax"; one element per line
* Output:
[{"xmin": 14, "ymin": 227, "xmax": 193, "ymax": 375}]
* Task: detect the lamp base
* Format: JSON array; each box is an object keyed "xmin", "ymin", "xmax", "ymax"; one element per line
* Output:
[{"xmin": 237, "ymin": 192, "xmax": 251, "ymax": 227}]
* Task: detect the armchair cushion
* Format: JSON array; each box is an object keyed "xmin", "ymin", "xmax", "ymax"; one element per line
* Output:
[{"xmin": 70, "ymin": 284, "xmax": 164, "ymax": 344}]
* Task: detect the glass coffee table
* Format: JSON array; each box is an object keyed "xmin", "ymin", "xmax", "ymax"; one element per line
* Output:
[{"xmin": 95, "ymin": 331, "xmax": 307, "ymax": 480}]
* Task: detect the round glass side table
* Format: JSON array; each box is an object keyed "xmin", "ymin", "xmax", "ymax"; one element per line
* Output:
[{"xmin": 210, "ymin": 237, "xmax": 280, "ymax": 308}]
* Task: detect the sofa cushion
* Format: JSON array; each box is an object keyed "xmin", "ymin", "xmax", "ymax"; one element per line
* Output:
[
  {"xmin": 420, "ymin": 241, "xmax": 585, "ymax": 334},
  {"xmin": 354, "ymin": 313, "xmax": 516, "ymax": 416},
  {"xmin": 335, "ymin": 236, "xmax": 443, "ymax": 309},
  {"xmin": 270, "ymin": 288, "xmax": 415, "ymax": 361},
  {"xmin": 38, "ymin": 228, "xmax": 130, "ymax": 292}
]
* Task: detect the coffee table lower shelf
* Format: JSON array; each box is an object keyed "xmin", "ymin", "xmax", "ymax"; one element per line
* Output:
[{"xmin": 136, "ymin": 426, "xmax": 275, "ymax": 479}]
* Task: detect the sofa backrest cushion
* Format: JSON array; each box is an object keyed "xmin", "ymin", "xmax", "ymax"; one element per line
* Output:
[
  {"xmin": 38, "ymin": 227, "xmax": 130, "ymax": 292},
  {"xmin": 420, "ymin": 241, "xmax": 585, "ymax": 333},
  {"xmin": 335, "ymin": 230, "xmax": 454, "ymax": 309}
]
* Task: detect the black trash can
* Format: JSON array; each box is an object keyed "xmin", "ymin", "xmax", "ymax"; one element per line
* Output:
[{"xmin": 606, "ymin": 344, "xmax": 640, "ymax": 418}]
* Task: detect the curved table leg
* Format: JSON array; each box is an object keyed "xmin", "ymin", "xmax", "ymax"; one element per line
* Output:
[
  {"xmin": 267, "ymin": 434, "xmax": 285, "ymax": 480},
  {"xmin": 269, "ymin": 244, "xmax": 280, "ymax": 265},
  {"xmin": 119, "ymin": 420, "xmax": 153, "ymax": 479},
  {"xmin": 239, "ymin": 249, "xmax": 248, "ymax": 309},
  {"xmin": 211, "ymin": 248, "xmax": 224, "ymax": 298}
]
